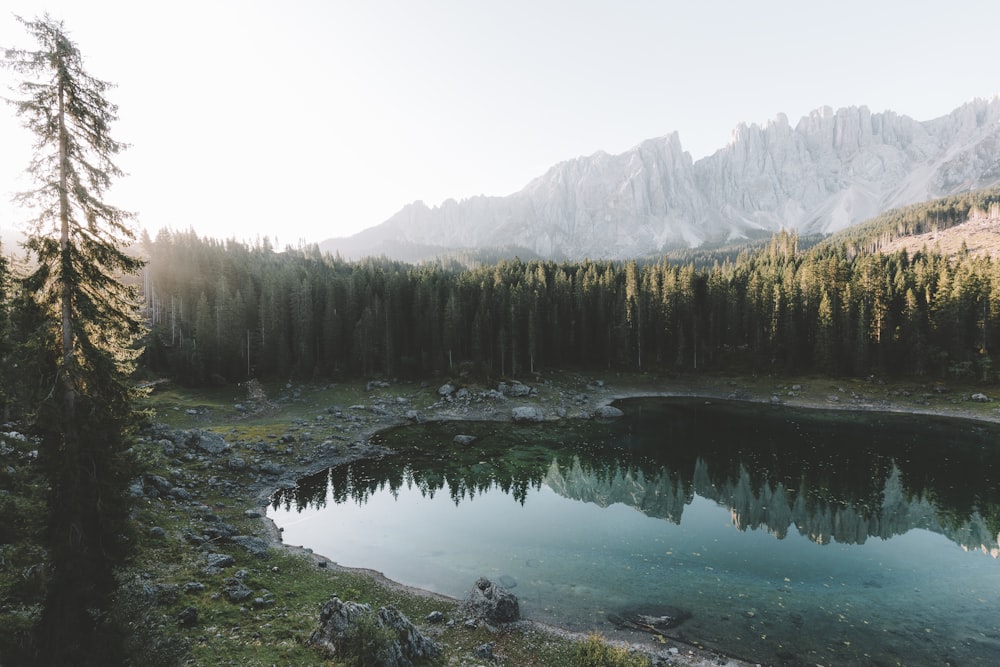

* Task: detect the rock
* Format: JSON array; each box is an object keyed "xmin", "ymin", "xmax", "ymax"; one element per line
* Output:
[
  {"xmin": 474, "ymin": 642, "xmax": 497, "ymax": 661},
  {"xmin": 168, "ymin": 486, "xmax": 191, "ymax": 500},
  {"xmin": 231, "ymin": 535, "xmax": 270, "ymax": 558},
  {"xmin": 148, "ymin": 526, "xmax": 166, "ymax": 539},
  {"xmin": 501, "ymin": 381, "xmax": 532, "ymax": 397},
  {"xmin": 177, "ymin": 606, "xmax": 198, "ymax": 627},
  {"xmin": 307, "ymin": 597, "xmax": 441, "ymax": 666},
  {"xmin": 145, "ymin": 474, "xmax": 173, "ymax": 496},
  {"xmin": 184, "ymin": 429, "xmax": 229, "ymax": 455},
  {"xmin": 462, "ymin": 577, "xmax": 519, "ymax": 624},
  {"xmin": 204, "ymin": 552, "xmax": 235, "ymax": 574},
  {"xmin": 222, "ymin": 577, "xmax": 254, "ymax": 602},
  {"xmin": 511, "ymin": 406, "xmax": 545, "ymax": 423},
  {"xmin": 608, "ymin": 604, "xmax": 692, "ymax": 633},
  {"xmin": 405, "ymin": 409, "xmax": 426, "ymax": 423},
  {"xmin": 971, "ymin": 392, "xmax": 991, "ymax": 402},
  {"xmin": 259, "ymin": 461, "xmax": 285, "ymax": 476},
  {"xmin": 243, "ymin": 509, "xmax": 263, "ymax": 519},
  {"xmin": 227, "ymin": 456, "xmax": 247, "ymax": 471},
  {"xmin": 593, "ymin": 405, "xmax": 624, "ymax": 419},
  {"xmin": 145, "ymin": 582, "xmax": 179, "ymax": 607},
  {"xmin": 438, "ymin": 383, "xmax": 457, "ymax": 397},
  {"xmin": 453, "ymin": 434, "xmax": 478, "ymax": 446},
  {"xmin": 183, "ymin": 581, "xmax": 205, "ymax": 594},
  {"xmin": 425, "ymin": 610, "xmax": 446, "ymax": 624}
]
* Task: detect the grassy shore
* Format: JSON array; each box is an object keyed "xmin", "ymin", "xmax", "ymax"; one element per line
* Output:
[{"xmin": 6, "ymin": 370, "xmax": 999, "ymax": 665}]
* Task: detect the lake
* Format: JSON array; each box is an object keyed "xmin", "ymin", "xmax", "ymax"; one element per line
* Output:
[{"xmin": 268, "ymin": 397, "xmax": 1000, "ymax": 665}]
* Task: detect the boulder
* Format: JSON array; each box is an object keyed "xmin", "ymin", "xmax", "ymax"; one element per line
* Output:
[
  {"xmin": 593, "ymin": 405, "xmax": 625, "ymax": 419},
  {"xmin": 511, "ymin": 406, "xmax": 545, "ymax": 423},
  {"xmin": 405, "ymin": 410, "xmax": 426, "ymax": 423},
  {"xmin": 230, "ymin": 535, "xmax": 270, "ymax": 558},
  {"xmin": 307, "ymin": 597, "xmax": 440, "ymax": 666},
  {"xmin": 453, "ymin": 434, "xmax": 478, "ymax": 446},
  {"xmin": 222, "ymin": 577, "xmax": 253, "ymax": 602},
  {"xmin": 971, "ymin": 392, "xmax": 991, "ymax": 402},
  {"xmin": 259, "ymin": 461, "xmax": 285, "ymax": 476},
  {"xmin": 438, "ymin": 383, "xmax": 457, "ymax": 397},
  {"xmin": 145, "ymin": 474, "xmax": 173, "ymax": 496},
  {"xmin": 204, "ymin": 552, "xmax": 235, "ymax": 572},
  {"xmin": 501, "ymin": 381, "xmax": 532, "ymax": 397},
  {"xmin": 184, "ymin": 429, "xmax": 229, "ymax": 455},
  {"xmin": 462, "ymin": 577, "xmax": 520, "ymax": 623}
]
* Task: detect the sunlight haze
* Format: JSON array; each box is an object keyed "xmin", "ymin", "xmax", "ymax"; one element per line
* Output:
[{"xmin": 1, "ymin": 0, "xmax": 998, "ymax": 246}]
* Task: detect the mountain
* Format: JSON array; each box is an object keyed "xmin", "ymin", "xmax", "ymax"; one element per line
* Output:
[{"xmin": 321, "ymin": 96, "xmax": 1000, "ymax": 261}]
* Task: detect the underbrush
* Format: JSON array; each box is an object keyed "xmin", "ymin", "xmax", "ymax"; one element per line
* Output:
[{"xmin": 573, "ymin": 633, "xmax": 654, "ymax": 667}]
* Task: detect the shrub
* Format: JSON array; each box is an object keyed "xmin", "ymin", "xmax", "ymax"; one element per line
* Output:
[{"xmin": 572, "ymin": 632, "xmax": 652, "ymax": 667}]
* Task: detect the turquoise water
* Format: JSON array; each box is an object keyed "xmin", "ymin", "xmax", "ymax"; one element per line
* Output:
[{"xmin": 269, "ymin": 398, "xmax": 1000, "ymax": 665}]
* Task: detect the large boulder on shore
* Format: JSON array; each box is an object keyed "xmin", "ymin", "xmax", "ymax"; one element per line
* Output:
[
  {"xmin": 593, "ymin": 405, "xmax": 625, "ymax": 419},
  {"xmin": 511, "ymin": 406, "xmax": 545, "ymax": 423},
  {"xmin": 183, "ymin": 429, "xmax": 230, "ymax": 455},
  {"xmin": 462, "ymin": 577, "xmax": 520, "ymax": 624},
  {"xmin": 307, "ymin": 596, "xmax": 440, "ymax": 666}
]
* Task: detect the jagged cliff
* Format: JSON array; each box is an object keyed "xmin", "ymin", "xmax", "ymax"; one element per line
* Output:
[{"xmin": 322, "ymin": 97, "xmax": 1000, "ymax": 260}]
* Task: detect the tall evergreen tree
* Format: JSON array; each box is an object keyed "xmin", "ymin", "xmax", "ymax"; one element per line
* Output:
[{"xmin": 4, "ymin": 15, "xmax": 144, "ymax": 665}]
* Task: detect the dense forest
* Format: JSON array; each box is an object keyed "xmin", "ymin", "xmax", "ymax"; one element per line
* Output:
[{"xmin": 133, "ymin": 187, "xmax": 1000, "ymax": 386}]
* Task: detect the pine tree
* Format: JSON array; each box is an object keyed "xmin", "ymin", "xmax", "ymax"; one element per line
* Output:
[
  {"xmin": 0, "ymin": 241, "xmax": 11, "ymax": 421},
  {"xmin": 4, "ymin": 16, "xmax": 144, "ymax": 665}
]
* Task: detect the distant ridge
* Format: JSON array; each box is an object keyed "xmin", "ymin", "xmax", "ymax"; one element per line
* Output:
[{"xmin": 321, "ymin": 96, "xmax": 1000, "ymax": 262}]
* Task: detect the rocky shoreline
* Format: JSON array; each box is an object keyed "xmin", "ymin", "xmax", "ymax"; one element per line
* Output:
[{"xmin": 140, "ymin": 372, "xmax": 1000, "ymax": 666}]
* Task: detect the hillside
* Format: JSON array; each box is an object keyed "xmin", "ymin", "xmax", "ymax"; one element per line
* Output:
[{"xmin": 881, "ymin": 205, "xmax": 1000, "ymax": 259}]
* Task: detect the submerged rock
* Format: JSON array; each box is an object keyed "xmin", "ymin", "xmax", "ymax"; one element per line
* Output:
[
  {"xmin": 608, "ymin": 604, "xmax": 692, "ymax": 633},
  {"xmin": 453, "ymin": 434, "xmax": 478, "ymax": 446}
]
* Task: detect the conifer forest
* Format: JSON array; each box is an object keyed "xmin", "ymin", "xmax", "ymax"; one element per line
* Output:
[{"xmin": 138, "ymin": 188, "xmax": 1000, "ymax": 387}]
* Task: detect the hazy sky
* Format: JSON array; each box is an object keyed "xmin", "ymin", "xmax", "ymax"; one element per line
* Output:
[{"xmin": 1, "ymin": 1, "xmax": 998, "ymax": 247}]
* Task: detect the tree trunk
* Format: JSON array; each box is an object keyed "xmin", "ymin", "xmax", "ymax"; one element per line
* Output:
[{"xmin": 58, "ymin": 71, "xmax": 75, "ymax": 417}]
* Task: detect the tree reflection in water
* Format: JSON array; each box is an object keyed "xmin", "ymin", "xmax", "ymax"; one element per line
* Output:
[{"xmin": 272, "ymin": 397, "xmax": 1000, "ymax": 556}]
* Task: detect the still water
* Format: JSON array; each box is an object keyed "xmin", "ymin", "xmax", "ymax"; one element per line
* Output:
[{"xmin": 269, "ymin": 398, "xmax": 1000, "ymax": 665}]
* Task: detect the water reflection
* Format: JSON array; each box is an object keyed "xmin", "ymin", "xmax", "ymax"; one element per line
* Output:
[
  {"xmin": 273, "ymin": 398, "xmax": 1000, "ymax": 556},
  {"xmin": 269, "ymin": 398, "xmax": 1000, "ymax": 665}
]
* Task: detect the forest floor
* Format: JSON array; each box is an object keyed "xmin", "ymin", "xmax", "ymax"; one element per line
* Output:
[{"xmin": 125, "ymin": 369, "xmax": 1000, "ymax": 666}]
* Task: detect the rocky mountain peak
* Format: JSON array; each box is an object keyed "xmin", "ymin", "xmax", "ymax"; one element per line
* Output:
[{"xmin": 322, "ymin": 96, "xmax": 1000, "ymax": 262}]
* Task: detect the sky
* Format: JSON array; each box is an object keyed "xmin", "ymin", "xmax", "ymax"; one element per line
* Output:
[{"xmin": 1, "ymin": 0, "xmax": 999, "ymax": 248}]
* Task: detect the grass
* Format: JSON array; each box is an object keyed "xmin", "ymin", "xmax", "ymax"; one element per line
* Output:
[
  {"xmin": 572, "ymin": 633, "xmax": 653, "ymax": 667},
  {"xmin": 6, "ymin": 370, "xmax": 1000, "ymax": 665},
  {"xmin": 112, "ymin": 378, "xmax": 594, "ymax": 665}
]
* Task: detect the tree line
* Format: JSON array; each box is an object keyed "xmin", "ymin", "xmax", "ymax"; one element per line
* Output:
[{"xmin": 138, "ymin": 225, "xmax": 1000, "ymax": 385}]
